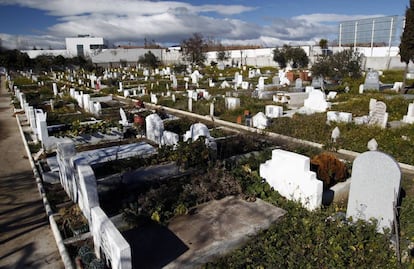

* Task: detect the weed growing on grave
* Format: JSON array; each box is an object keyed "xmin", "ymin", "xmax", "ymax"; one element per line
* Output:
[{"xmin": 204, "ymin": 157, "xmax": 399, "ymax": 269}]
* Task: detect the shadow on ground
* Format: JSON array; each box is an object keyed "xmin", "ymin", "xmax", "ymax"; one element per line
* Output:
[{"xmin": 122, "ymin": 222, "xmax": 189, "ymax": 269}]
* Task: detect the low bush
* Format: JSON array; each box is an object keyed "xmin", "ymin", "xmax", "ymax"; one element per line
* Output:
[{"xmin": 310, "ymin": 152, "xmax": 349, "ymax": 189}]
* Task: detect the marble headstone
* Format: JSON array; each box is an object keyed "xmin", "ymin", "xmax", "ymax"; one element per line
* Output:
[
  {"xmin": 346, "ymin": 151, "xmax": 401, "ymax": 233},
  {"xmin": 145, "ymin": 113, "xmax": 164, "ymax": 145},
  {"xmin": 368, "ymin": 101, "xmax": 388, "ymax": 128},
  {"xmin": 364, "ymin": 70, "xmax": 380, "ymax": 90}
]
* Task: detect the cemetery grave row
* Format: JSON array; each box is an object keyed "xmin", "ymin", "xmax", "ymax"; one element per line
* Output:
[{"xmin": 5, "ymin": 63, "xmax": 409, "ymax": 266}]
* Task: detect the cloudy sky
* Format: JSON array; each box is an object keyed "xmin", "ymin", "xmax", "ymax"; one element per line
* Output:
[{"xmin": 0, "ymin": 0, "xmax": 409, "ymax": 49}]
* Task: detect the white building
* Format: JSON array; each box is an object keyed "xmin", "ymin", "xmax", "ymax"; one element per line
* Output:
[{"xmin": 65, "ymin": 36, "xmax": 105, "ymax": 58}]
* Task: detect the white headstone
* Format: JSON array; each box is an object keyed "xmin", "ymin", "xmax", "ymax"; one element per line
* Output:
[
  {"xmin": 326, "ymin": 111, "xmax": 352, "ymax": 124},
  {"xmin": 225, "ymin": 97, "xmax": 240, "ymax": 110},
  {"xmin": 52, "ymin": 82, "xmax": 58, "ymax": 96},
  {"xmin": 172, "ymin": 75, "xmax": 178, "ymax": 89},
  {"xmin": 260, "ymin": 149, "xmax": 322, "ymax": 210},
  {"xmin": 346, "ymin": 151, "xmax": 401, "ymax": 233},
  {"xmin": 188, "ymin": 96, "xmax": 193, "ymax": 112},
  {"xmin": 392, "ymin": 82, "xmax": 403, "ymax": 92},
  {"xmin": 183, "ymin": 123, "xmax": 210, "ymax": 142},
  {"xmin": 265, "ymin": 105, "xmax": 283, "ymax": 118},
  {"xmin": 210, "ymin": 102, "xmax": 215, "ymax": 117},
  {"xmin": 326, "ymin": 91, "xmax": 337, "ymax": 100},
  {"xmin": 150, "ymin": 93, "xmax": 158, "ymax": 104},
  {"xmin": 161, "ymin": 131, "xmax": 179, "ymax": 146},
  {"xmin": 295, "ymin": 78, "xmax": 303, "ymax": 89},
  {"xmin": 368, "ymin": 101, "xmax": 388, "ymax": 128},
  {"xmin": 403, "ymin": 103, "xmax": 414, "ymax": 124},
  {"xmin": 119, "ymin": 108, "xmax": 129, "ymax": 126},
  {"xmin": 258, "ymin": 77, "xmax": 265, "ymax": 90},
  {"xmin": 331, "ymin": 127, "xmax": 340, "ymax": 142},
  {"xmin": 146, "ymin": 114, "xmax": 164, "ymax": 145},
  {"xmin": 220, "ymin": 81, "xmax": 230, "ymax": 89},
  {"xmin": 303, "ymin": 89, "xmax": 329, "ymax": 113},
  {"xmin": 367, "ymin": 138, "xmax": 378, "ymax": 151},
  {"xmin": 91, "ymin": 207, "xmax": 132, "ymax": 269},
  {"xmin": 252, "ymin": 112, "xmax": 269, "ymax": 129}
]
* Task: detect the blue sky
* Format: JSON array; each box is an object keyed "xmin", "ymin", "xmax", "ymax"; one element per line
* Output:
[{"xmin": 0, "ymin": 0, "xmax": 409, "ymax": 49}]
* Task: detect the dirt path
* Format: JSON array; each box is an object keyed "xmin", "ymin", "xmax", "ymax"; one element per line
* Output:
[{"xmin": 0, "ymin": 76, "xmax": 63, "ymax": 269}]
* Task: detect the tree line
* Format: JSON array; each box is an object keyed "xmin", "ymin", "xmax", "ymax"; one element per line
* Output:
[{"xmin": 0, "ymin": 47, "xmax": 95, "ymax": 72}]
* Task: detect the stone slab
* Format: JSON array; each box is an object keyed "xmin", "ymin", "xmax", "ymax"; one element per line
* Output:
[{"xmin": 164, "ymin": 196, "xmax": 286, "ymax": 269}]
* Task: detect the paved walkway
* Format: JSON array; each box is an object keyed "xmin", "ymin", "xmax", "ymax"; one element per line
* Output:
[{"xmin": 0, "ymin": 76, "xmax": 63, "ymax": 269}]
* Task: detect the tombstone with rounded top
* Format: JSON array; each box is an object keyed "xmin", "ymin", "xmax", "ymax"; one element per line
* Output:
[{"xmin": 346, "ymin": 151, "xmax": 401, "ymax": 233}]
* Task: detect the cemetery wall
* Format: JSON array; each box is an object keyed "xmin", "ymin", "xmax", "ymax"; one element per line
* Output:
[
  {"xmin": 22, "ymin": 44, "xmax": 412, "ymax": 70},
  {"xmin": 363, "ymin": 56, "xmax": 414, "ymax": 71},
  {"xmin": 91, "ymin": 48, "xmax": 163, "ymax": 65}
]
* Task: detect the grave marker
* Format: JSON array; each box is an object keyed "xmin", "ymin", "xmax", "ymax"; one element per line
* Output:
[
  {"xmin": 368, "ymin": 101, "xmax": 388, "ymax": 128},
  {"xmin": 364, "ymin": 70, "xmax": 380, "ymax": 90},
  {"xmin": 260, "ymin": 149, "xmax": 322, "ymax": 210},
  {"xmin": 346, "ymin": 151, "xmax": 401, "ymax": 232}
]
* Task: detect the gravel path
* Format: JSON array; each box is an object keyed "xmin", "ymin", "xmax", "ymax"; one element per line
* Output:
[{"xmin": 0, "ymin": 76, "xmax": 63, "ymax": 269}]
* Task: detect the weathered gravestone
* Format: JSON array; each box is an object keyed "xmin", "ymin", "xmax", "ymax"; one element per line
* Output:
[
  {"xmin": 346, "ymin": 151, "xmax": 401, "ymax": 233},
  {"xmin": 225, "ymin": 97, "xmax": 240, "ymax": 110},
  {"xmin": 252, "ymin": 112, "xmax": 269, "ymax": 129},
  {"xmin": 403, "ymin": 102, "xmax": 414, "ymax": 124},
  {"xmin": 364, "ymin": 70, "xmax": 380, "ymax": 90},
  {"xmin": 295, "ymin": 78, "xmax": 303, "ymax": 90},
  {"xmin": 368, "ymin": 100, "xmax": 388, "ymax": 128},
  {"xmin": 146, "ymin": 113, "xmax": 164, "ymax": 145},
  {"xmin": 311, "ymin": 76, "xmax": 324, "ymax": 89},
  {"xmin": 265, "ymin": 105, "xmax": 283, "ymax": 118},
  {"xmin": 272, "ymin": 76, "xmax": 280, "ymax": 86},
  {"xmin": 303, "ymin": 89, "xmax": 329, "ymax": 113},
  {"xmin": 161, "ymin": 131, "xmax": 179, "ymax": 146},
  {"xmin": 91, "ymin": 207, "xmax": 132, "ymax": 269},
  {"xmin": 119, "ymin": 108, "xmax": 130, "ymax": 127},
  {"xmin": 331, "ymin": 126, "xmax": 340, "ymax": 143},
  {"xmin": 257, "ymin": 77, "xmax": 265, "ymax": 90}
]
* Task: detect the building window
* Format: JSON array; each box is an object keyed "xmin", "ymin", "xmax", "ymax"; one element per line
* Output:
[
  {"xmin": 90, "ymin": 44, "xmax": 103, "ymax": 50},
  {"xmin": 77, "ymin": 44, "xmax": 84, "ymax": 57}
]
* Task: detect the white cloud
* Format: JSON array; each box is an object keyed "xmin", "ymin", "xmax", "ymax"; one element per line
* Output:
[
  {"xmin": 0, "ymin": 33, "xmax": 64, "ymax": 49},
  {"xmin": 0, "ymin": 0, "xmax": 254, "ymax": 16},
  {"xmin": 293, "ymin": 13, "xmax": 386, "ymax": 23},
  {"xmin": 0, "ymin": 1, "xmax": 389, "ymax": 50}
]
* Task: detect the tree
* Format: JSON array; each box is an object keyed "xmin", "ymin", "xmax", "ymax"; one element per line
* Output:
[
  {"xmin": 216, "ymin": 43, "xmax": 230, "ymax": 63},
  {"xmin": 311, "ymin": 48, "xmax": 362, "ymax": 80},
  {"xmin": 319, "ymin": 39, "xmax": 328, "ymax": 56},
  {"xmin": 273, "ymin": 47, "xmax": 287, "ymax": 68},
  {"xmin": 400, "ymin": 0, "xmax": 414, "ymax": 89},
  {"xmin": 138, "ymin": 51, "xmax": 160, "ymax": 69},
  {"xmin": 181, "ymin": 33, "xmax": 207, "ymax": 66},
  {"xmin": 273, "ymin": 45, "xmax": 309, "ymax": 69},
  {"xmin": 0, "ymin": 49, "xmax": 32, "ymax": 70}
]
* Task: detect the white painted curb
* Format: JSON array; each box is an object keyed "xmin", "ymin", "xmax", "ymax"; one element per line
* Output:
[{"xmin": 15, "ymin": 114, "xmax": 74, "ymax": 269}]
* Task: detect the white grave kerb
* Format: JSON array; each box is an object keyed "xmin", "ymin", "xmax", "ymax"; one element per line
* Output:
[{"xmin": 260, "ymin": 149, "xmax": 322, "ymax": 210}]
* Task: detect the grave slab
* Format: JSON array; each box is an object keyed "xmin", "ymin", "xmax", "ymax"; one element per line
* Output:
[{"xmin": 164, "ymin": 196, "xmax": 286, "ymax": 269}]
